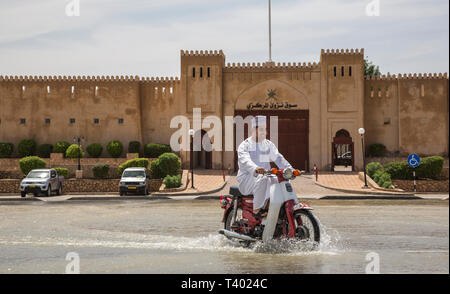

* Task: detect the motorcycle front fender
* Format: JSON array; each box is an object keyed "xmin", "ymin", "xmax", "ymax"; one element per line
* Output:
[{"xmin": 221, "ymin": 202, "xmax": 233, "ymax": 223}]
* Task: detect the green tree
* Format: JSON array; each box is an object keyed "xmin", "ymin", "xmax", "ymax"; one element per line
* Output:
[{"xmin": 364, "ymin": 58, "xmax": 381, "ymax": 77}]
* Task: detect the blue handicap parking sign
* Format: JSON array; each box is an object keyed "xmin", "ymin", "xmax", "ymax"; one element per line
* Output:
[{"xmin": 407, "ymin": 154, "xmax": 421, "ymax": 168}]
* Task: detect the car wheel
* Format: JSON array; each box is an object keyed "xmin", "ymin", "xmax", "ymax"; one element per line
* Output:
[
  {"xmin": 47, "ymin": 185, "xmax": 52, "ymax": 197},
  {"xmin": 56, "ymin": 185, "xmax": 62, "ymax": 196},
  {"xmin": 21, "ymin": 192, "xmax": 26, "ymax": 198}
]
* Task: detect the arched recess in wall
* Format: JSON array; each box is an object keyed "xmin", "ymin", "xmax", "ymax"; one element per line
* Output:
[
  {"xmin": 191, "ymin": 129, "xmax": 212, "ymax": 169},
  {"xmin": 332, "ymin": 129, "xmax": 354, "ymax": 171}
]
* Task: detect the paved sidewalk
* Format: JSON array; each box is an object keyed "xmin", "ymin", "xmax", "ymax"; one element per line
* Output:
[
  {"xmin": 315, "ymin": 172, "xmax": 413, "ymax": 195},
  {"xmin": 154, "ymin": 168, "xmax": 228, "ymax": 196}
]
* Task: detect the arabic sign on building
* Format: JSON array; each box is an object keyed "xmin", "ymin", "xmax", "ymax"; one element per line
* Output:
[{"xmin": 246, "ymin": 89, "xmax": 298, "ymax": 110}]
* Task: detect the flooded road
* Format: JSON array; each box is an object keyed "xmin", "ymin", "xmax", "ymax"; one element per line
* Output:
[{"xmin": 0, "ymin": 199, "xmax": 448, "ymax": 274}]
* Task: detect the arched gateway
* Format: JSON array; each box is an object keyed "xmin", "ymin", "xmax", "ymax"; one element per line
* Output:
[{"xmin": 233, "ymin": 80, "xmax": 310, "ymax": 172}]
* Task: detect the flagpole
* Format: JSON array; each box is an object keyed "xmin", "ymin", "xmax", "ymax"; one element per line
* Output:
[{"xmin": 268, "ymin": 0, "xmax": 272, "ymax": 62}]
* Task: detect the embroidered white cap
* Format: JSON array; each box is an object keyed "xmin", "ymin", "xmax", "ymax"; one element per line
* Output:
[{"xmin": 251, "ymin": 115, "xmax": 267, "ymax": 128}]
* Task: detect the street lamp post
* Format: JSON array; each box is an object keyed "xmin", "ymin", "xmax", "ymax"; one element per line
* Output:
[
  {"xmin": 73, "ymin": 136, "xmax": 84, "ymax": 171},
  {"xmin": 358, "ymin": 128, "xmax": 369, "ymax": 189},
  {"xmin": 188, "ymin": 129, "xmax": 195, "ymax": 189}
]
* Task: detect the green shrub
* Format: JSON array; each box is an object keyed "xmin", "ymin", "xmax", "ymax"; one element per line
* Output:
[
  {"xmin": 150, "ymin": 159, "xmax": 162, "ymax": 179},
  {"xmin": 384, "ymin": 161, "xmax": 411, "ymax": 180},
  {"xmin": 92, "ymin": 164, "xmax": 110, "ymax": 179},
  {"xmin": 128, "ymin": 141, "xmax": 141, "ymax": 154},
  {"xmin": 163, "ymin": 174, "xmax": 182, "ymax": 189},
  {"xmin": 0, "ymin": 142, "xmax": 14, "ymax": 158},
  {"xmin": 368, "ymin": 143, "xmax": 387, "ymax": 157},
  {"xmin": 18, "ymin": 139, "xmax": 37, "ymax": 157},
  {"xmin": 37, "ymin": 144, "xmax": 53, "ymax": 158},
  {"xmin": 53, "ymin": 141, "xmax": 70, "ymax": 155},
  {"xmin": 107, "ymin": 140, "xmax": 123, "ymax": 158},
  {"xmin": 157, "ymin": 153, "xmax": 181, "ymax": 178},
  {"xmin": 366, "ymin": 162, "xmax": 383, "ymax": 178},
  {"xmin": 19, "ymin": 156, "xmax": 46, "ymax": 175},
  {"xmin": 373, "ymin": 169, "xmax": 383, "ymax": 183},
  {"xmin": 381, "ymin": 179, "xmax": 393, "ymax": 189},
  {"xmin": 144, "ymin": 143, "xmax": 171, "ymax": 158},
  {"xmin": 86, "ymin": 143, "xmax": 103, "ymax": 158},
  {"xmin": 416, "ymin": 156, "xmax": 444, "ymax": 180},
  {"xmin": 118, "ymin": 158, "xmax": 149, "ymax": 175},
  {"xmin": 383, "ymin": 156, "xmax": 444, "ymax": 180},
  {"xmin": 65, "ymin": 144, "xmax": 84, "ymax": 159},
  {"xmin": 378, "ymin": 172, "xmax": 392, "ymax": 188},
  {"xmin": 54, "ymin": 167, "xmax": 68, "ymax": 178}
]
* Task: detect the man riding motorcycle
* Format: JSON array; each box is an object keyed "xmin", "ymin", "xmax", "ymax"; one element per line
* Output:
[{"xmin": 237, "ymin": 115, "xmax": 293, "ymax": 218}]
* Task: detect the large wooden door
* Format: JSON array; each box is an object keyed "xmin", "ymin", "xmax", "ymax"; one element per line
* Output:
[{"xmin": 234, "ymin": 110, "xmax": 309, "ymax": 171}]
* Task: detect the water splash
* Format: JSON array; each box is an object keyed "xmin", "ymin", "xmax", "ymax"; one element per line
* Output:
[{"xmin": 0, "ymin": 217, "xmax": 343, "ymax": 256}]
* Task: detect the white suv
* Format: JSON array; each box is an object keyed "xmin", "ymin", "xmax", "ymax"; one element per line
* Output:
[{"xmin": 119, "ymin": 167, "xmax": 149, "ymax": 196}]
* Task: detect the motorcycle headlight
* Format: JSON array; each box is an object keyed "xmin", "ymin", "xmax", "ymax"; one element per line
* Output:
[{"xmin": 283, "ymin": 168, "xmax": 294, "ymax": 180}]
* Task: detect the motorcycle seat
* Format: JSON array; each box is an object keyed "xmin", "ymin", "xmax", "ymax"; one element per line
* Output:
[{"xmin": 229, "ymin": 186, "xmax": 253, "ymax": 198}]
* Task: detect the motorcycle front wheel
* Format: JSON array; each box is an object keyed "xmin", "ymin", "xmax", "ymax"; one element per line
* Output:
[{"xmin": 292, "ymin": 210, "xmax": 321, "ymax": 245}]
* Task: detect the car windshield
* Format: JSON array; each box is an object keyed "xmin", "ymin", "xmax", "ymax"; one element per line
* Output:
[
  {"xmin": 27, "ymin": 171, "xmax": 49, "ymax": 179},
  {"xmin": 122, "ymin": 171, "xmax": 146, "ymax": 178}
]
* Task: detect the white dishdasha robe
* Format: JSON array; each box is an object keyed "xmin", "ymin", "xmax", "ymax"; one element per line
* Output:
[{"xmin": 236, "ymin": 137, "xmax": 292, "ymax": 210}]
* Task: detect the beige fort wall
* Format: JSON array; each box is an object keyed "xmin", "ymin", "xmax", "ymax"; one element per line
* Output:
[
  {"xmin": 364, "ymin": 73, "xmax": 449, "ymax": 156},
  {"xmin": 0, "ymin": 75, "xmax": 143, "ymax": 154},
  {"xmin": 0, "ymin": 49, "xmax": 448, "ymax": 172}
]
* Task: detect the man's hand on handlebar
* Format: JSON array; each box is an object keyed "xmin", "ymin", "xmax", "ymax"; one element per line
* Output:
[{"xmin": 255, "ymin": 167, "xmax": 266, "ymax": 175}]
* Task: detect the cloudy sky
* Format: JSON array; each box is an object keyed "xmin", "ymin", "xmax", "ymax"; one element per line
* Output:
[{"xmin": 0, "ymin": 0, "xmax": 448, "ymax": 77}]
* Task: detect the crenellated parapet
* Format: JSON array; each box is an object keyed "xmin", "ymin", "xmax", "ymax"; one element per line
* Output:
[
  {"xmin": 0, "ymin": 75, "xmax": 181, "ymax": 83},
  {"xmin": 321, "ymin": 48, "xmax": 364, "ymax": 56},
  {"xmin": 180, "ymin": 49, "xmax": 225, "ymax": 57},
  {"xmin": 223, "ymin": 61, "xmax": 319, "ymax": 73},
  {"xmin": 365, "ymin": 72, "xmax": 448, "ymax": 80}
]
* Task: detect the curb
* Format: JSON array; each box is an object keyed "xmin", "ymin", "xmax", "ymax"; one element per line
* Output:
[
  {"xmin": 67, "ymin": 196, "xmax": 171, "ymax": 201},
  {"xmin": 152, "ymin": 176, "xmax": 229, "ymax": 197},
  {"xmin": 319, "ymin": 195, "xmax": 421, "ymax": 200},
  {"xmin": 314, "ymin": 181, "xmax": 415, "ymax": 197},
  {"xmin": 0, "ymin": 197, "xmax": 42, "ymax": 202}
]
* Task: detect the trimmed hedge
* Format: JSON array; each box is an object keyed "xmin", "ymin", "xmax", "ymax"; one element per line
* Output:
[
  {"xmin": 144, "ymin": 143, "xmax": 171, "ymax": 158},
  {"xmin": 157, "ymin": 153, "xmax": 181, "ymax": 178},
  {"xmin": 150, "ymin": 159, "xmax": 162, "ymax": 179},
  {"xmin": 0, "ymin": 142, "xmax": 14, "ymax": 158},
  {"xmin": 368, "ymin": 143, "xmax": 387, "ymax": 157},
  {"xmin": 66, "ymin": 144, "xmax": 84, "ymax": 159},
  {"xmin": 54, "ymin": 167, "xmax": 68, "ymax": 178},
  {"xmin": 118, "ymin": 158, "xmax": 149, "ymax": 176},
  {"xmin": 18, "ymin": 139, "xmax": 37, "ymax": 157},
  {"xmin": 53, "ymin": 141, "xmax": 71, "ymax": 155},
  {"xmin": 107, "ymin": 140, "xmax": 123, "ymax": 158},
  {"xmin": 86, "ymin": 143, "xmax": 103, "ymax": 158},
  {"xmin": 163, "ymin": 174, "xmax": 182, "ymax": 189},
  {"xmin": 383, "ymin": 156, "xmax": 444, "ymax": 180},
  {"xmin": 19, "ymin": 156, "xmax": 47, "ymax": 175},
  {"xmin": 378, "ymin": 172, "xmax": 392, "ymax": 189},
  {"xmin": 92, "ymin": 164, "xmax": 110, "ymax": 179},
  {"xmin": 366, "ymin": 162, "xmax": 383, "ymax": 178},
  {"xmin": 37, "ymin": 144, "xmax": 53, "ymax": 158},
  {"xmin": 128, "ymin": 141, "xmax": 141, "ymax": 154}
]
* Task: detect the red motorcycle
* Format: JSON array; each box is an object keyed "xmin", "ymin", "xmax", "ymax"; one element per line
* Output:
[{"xmin": 219, "ymin": 168, "xmax": 320, "ymax": 245}]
